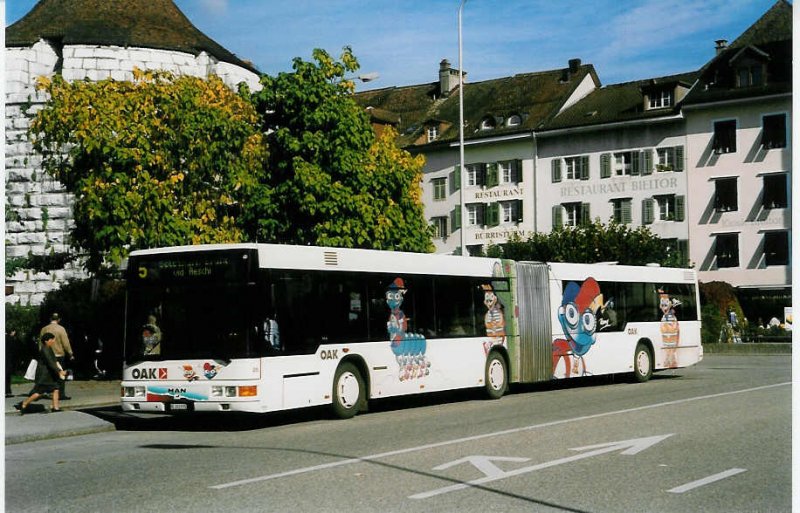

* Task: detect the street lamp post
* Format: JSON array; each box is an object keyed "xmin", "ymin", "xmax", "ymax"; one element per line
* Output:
[{"xmin": 458, "ymin": 0, "xmax": 467, "ymax": 256}]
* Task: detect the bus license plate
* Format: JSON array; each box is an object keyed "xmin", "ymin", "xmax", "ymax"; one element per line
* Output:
[{"xmin": 170, "ymin": 403, "xmax": 189, "ymax": 412}]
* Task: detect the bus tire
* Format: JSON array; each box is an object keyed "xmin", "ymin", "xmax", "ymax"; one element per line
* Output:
[
  {"xmin": 633, "ymin": 343, "xmax": 653, "ymax": 383},
  {"xmin": 484, "ymin": 351, "xmax": 508, "ymax": 399},
  {"xmin": 332, "ymin": 362, "xmax": 364, "ymax": 419}
]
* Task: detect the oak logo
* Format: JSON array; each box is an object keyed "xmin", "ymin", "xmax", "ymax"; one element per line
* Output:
[{"xmin": 131, "ymin": 368, "xmax": 168, "ymax": 380}]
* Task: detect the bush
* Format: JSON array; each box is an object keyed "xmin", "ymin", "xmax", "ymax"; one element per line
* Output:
[
  {"xmin": 5, "ymin": 303, "xmax": 41, "ymax": 374},
  {"xmin": 701, "ymin": 303, "xmax": 724, "ymax": 344}
]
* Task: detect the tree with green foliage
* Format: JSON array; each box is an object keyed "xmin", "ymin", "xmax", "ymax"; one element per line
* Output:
[
  {"xmin": 491, "ymin": 220, "xmax": 688, "ymax": 267},
  {"xmin": 30, "ymin": 70, "xmax": 267, "ymax": 272},
  {"xmin": 245, "ymin": 47, "xmax": 433, "ymax": 252}
]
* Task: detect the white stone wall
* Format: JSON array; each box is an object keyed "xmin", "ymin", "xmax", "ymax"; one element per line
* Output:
[{"xmin": 4, "ymin": 39, "xmax": 261, "ymax": 305}]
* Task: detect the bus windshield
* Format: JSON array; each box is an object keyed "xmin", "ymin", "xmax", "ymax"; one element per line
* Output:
[{"xmin": 124, "ymin": 249, "xmax": 261, "ymax": 362}]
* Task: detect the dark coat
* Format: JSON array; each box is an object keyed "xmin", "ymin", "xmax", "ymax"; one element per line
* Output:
[{"xmin": 35, "ymin": 344, "xmax": 62, "ymax": 388}]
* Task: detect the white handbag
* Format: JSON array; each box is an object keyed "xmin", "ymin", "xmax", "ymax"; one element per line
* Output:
[{"xmin": 24, "ymin": 359, "xmax": 38, "ymax": 381}]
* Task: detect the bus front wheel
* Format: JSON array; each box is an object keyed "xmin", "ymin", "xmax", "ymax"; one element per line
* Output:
[
  {"xmin": 332, "ymin": 362, "xmax": 365, "ymax": 419},
  {"xmin": 633, "ymin": 343, "xmax": 653, "ymax": 383},
  {"xmin": 484, "ymin": 352, "xmax": 508, "ymax": 399}
]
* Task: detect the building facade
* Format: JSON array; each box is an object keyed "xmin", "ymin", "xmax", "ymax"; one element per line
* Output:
[
  {"xmin": 5, "ymin": 0, "xmax": 260, "ymax": 305},
  {"xmin": 356, "ymin": 0, "xmax": 792, "ymax": 319}
]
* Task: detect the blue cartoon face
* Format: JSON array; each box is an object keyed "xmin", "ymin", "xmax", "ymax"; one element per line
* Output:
[
  {"xmin": 558, "ymin": 279, "xmax": 602, "ymax": 357},
  {"xmin": 558, "ymin": 302, "xmax": 597, "ymax": 356},
  {"xmin": 385, "ymin": 289, "xmax": 405, "ymax": 310}
]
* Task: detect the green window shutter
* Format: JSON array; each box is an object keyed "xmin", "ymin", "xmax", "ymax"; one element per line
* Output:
[
  {"xmin": 675, "ymin": 146, "xmax": 684, "ymax": 172},
  {"xmin": 476, "ymin": 204, "xmax": 486, "ymax": 226},
  {"xmin": 512, "ymin": 159, "xmax": 523, "ymax": 183},
  {"xmin": 486, "ymin": 163, "xmax": 499, "ymax": 188},
  {"xmin": 675, "ymin": 195, "xmax": 685, "ymax": 222},
  {"xmin": 514, "ymin": 199, "xmax": 523, "ymax": 222},
  {"xmin": 487, "ymin": 203, "xmax": 500, "ymax": 227},
  {"xmin": 451, "ymin": 165, "xmax": 461, "ymax": 192},
  {"xmin": 642, "ymin": 198, "xmax": 654, "ymax": 225},
  {"xmin": 552, "ymin": 205, "xmax": 562, "ymax": 229},
  {"xmin": 600, "ymin": 153, "xmax": 611, "ymax": 178},
  {"xmin": 551, "ymin": 159, "xmax": 562, "ymax": 183},
  {"xmin": 631, "ymin": 151, "xmax": 641, "ymax": 176},
  {"xmin": 622, "ymin": 199, "xmax": 632, "ymax": 224},
  {"xmin": 477, "ymin": 164, "xmax": 487, "ymax": 186},
  {"xmin": 580, "ymin": 156, "xmax": 590, "ymax": 180},
  {"xmin": 450, "ymin": 206, "xmax": 461, "ymax": 230},
  {"xmin": 580, "ymin": 203, "xmax": 591, "ymax": 225},
  {"xmin": 642, "ymin": 149, "xmax": 653, "ymax": 175}
]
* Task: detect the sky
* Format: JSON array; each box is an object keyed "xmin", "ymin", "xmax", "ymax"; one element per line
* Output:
[{"xmin": 4, "ymin": 0, "xmax": 788, "ymax": 89}]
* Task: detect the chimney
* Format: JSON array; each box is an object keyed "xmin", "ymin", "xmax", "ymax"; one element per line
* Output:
[
  {"xmin": 568, "ymin": 58, "xmax": 581, "ymax": 73},
  {"xmin": 439, "ymin": 59, "xmax": 465, "ymax": 97},
  {"xmin": 715, "ymin": 39, "xmax": 728, "ymax": 55}
]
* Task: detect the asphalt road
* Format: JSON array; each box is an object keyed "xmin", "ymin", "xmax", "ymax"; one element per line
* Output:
[{"xmin": 5, "ymin": 354, "xmax": 791, "ymax": 513}]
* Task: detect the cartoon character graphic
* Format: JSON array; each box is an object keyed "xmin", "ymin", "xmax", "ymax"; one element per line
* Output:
[
  {"xmin": 182, "ymin": 364, "xmax": 198, "ymax": 382},
  {"xmin": 552, "ymin": 278, "xmax": 605, "ymax": 378},
  {"xmin": 659, "ymin": 290, "xmax": 681, "ymax": 368},
  {"xmin": 386, "ymin": 277, "xmax": 430, "ymax": 381},
  {"xmin": 203, "ymin": 362, "xmax": 222, "ymax": 380},
  {"xmin": 482, "ymin": 283, "xmax": 506, "ymax": 354}
]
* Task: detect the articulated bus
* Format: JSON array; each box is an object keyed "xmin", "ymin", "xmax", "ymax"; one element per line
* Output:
[{"xmin": 121, "ymin": 244, "xmax": 702, "ymax": 417}]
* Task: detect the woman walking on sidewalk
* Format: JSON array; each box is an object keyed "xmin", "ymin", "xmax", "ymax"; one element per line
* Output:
[{"xmin": 16, "ymin": 333, "xmax": 66, "ymax": 414}]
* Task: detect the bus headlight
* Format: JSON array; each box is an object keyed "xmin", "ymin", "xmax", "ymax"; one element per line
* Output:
[{"xmin": 123, "ymin": 386, "xmax": 145, "ymax": 398}]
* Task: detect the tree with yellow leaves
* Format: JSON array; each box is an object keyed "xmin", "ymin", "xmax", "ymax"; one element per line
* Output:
[{"xmin": 30, "ymin": 70, "xmax": 267, "ymax": 271}]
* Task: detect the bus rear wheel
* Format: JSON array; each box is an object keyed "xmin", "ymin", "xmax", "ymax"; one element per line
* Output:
[
  {"xmin": 633, "ymin": 343, "xmax": 653, "ymax": 383},
  {"xmin": 332, "ymin": 362, "xmax": 365, "ymax": 419},
  {"xmin": 484, "ymin": 352, "xmax": 508, "ymax": 399}
]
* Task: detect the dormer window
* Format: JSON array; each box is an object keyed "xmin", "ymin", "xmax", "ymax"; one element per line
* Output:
[
  {"xmin": 426, "ymin": 125, "xmax": 439, "ymax": 142},
  {"xmin": 737, "ymin": 64, "xmax": 764, "ymax": 87},
  {"xmin": 506, "ymin": 114, "xmax": 522, "ymax": 127},
  {"xmin": 479, "ymin": 116, "xmax": 496, "ymax": 130},
  {"xmin": 648, "ymin": 89, "xmax": 673, "ymax": 109}
]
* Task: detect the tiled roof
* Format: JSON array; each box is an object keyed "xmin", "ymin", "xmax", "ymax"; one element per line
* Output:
[
  {"xmin": 355, "ymin": 64, "xmax": 600, "ymax": 148},
  {"xmin": 6, "ymin": 0, "xmax": 257, "ymax": 72},
  {"xmin": 543, "ymin": 71, "xmax": 698, "ymax": 131},
  {"xmin": 683, "ymin": 0, "xmax": 792, "ymax": 106}
]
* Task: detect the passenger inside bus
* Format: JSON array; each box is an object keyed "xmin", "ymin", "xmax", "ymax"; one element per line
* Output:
[{"xmin": 142, "ymin": 322, "xmax": 161, "ymax": 356}]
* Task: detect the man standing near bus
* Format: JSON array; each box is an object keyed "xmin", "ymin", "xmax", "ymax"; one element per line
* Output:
[{"xmin": 40, "ymin": 313, "xmax": 74, "ymax": 400}]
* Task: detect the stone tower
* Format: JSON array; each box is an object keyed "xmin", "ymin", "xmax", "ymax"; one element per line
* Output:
[{"xmin": 5, "ymin": 0, "xmax": 260, "ymax": 305}]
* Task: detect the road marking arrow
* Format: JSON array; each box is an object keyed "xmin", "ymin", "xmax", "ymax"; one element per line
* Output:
[
  {"xmin": 434, "ymin": 456, "xmax": 531, "ymax": 479},
  {"xmin": 409, "ymin": 434, "xmax": 674, "ymax": 500}
]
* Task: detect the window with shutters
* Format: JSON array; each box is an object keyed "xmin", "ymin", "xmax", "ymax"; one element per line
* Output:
[
  {"xmin": 714, "ymin": 178, "xmax": 738, "ymax": 212},
  {"xmin": 432, "ymin": 178, "xmax": 447, "ymax": 201},
  {"xmin": 761, "ymin": 114, "xmax": 787, "ymax": 149},
  {"xmin": 431, "ymin": 216, "xmax": 448, "ymax": 239},
  {"xmin": 656, "ymin": 146, "xmax": 684, "ymax": 172},
  {"xmin": 763, "ymin": 174, "xmax": 788, "ymax": 209},
  {"xmin": 466, "ymin": 203, "xmax": 485, "ymax": 226},
  {"xmin": 551, "ymin": 158, "xmax": 562, "ymax": 183},
  {"xmin": 715, "ymin": 233, "xmax": 739, "ymax": 268},
  {"xmin": 713, "ymin": 120, "xmax": 737, "ymax": 154},
  {"xmin": 466, "ymin": 163, "xmax": 486, "ymax": 187},
  {"xmin": 498, "ymin": 160, "xmax": 522, "ymax": 184},
  {"xmin": 613, "ymin": 152, "xmax": 640, "ymax": 176},
  {"xmin": 564, "ymin": 156, "xmax": 590, "ymax": 180},
  {"xmin": 611, "ymin": 198, "xmax": 632, "ymax": 224},
  {"xmin": 654, "ymin": 194, "xmax": 685, "ymax": 222},
  {"xmin": 600, "ymin": 153, "xmax": 612, "ymax": 179},
  {"xmin": 764, "ymin": 231, "xmax": 789, "ymax": 266},
  {"xmin": 562, "ymin": 202, "xmax": 589, "ymax": 227},
  {"xmin": 500, "ymin": 200, "xmax": 523, "ymax": 224}
]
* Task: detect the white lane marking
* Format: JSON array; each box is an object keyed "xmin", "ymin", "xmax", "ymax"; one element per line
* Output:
[
  {"xmin": 668, "ymin": 468, "xmax": 748, "ymax": 494},
  {"xmin": 410, "ymin": 435, "xmax": 673, "ymax": 500},
  {"xmin": 210, "ymin": 382, "xmax": 788, "ymax": 490}
]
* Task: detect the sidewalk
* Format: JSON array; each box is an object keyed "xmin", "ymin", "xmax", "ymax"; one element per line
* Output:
[{"xmin": 5, "ymin": 379, "xmax": 120, "ymax": 445}]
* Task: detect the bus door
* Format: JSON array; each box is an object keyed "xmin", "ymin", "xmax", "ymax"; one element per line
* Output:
[{"xmin": 515, "ymin": 262, "xmax": 552, "ymax": 383}]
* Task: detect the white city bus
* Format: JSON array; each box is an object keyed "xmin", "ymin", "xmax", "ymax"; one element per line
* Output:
[{"xmin": 120, "ymin": 244, "xmax": 702, "ymax": 417}]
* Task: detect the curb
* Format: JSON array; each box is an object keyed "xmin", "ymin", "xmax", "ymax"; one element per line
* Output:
[
  {"xmin": 5, "ymin": 410, "xmax": 116, "ymax": 445},
  {"xmin": 702, "ymin": 343, "xmax": 792, "ymax": 355}
]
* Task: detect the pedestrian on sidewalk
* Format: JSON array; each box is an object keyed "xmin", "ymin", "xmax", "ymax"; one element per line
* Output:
[
  {"xmin": 5, "ymin": 328, "xmax": 18, "ymax": 397},
  {"xmin": 16, "ymin": 332, "xmax": 66, "ymax": 414},
  {"xmin": 40, "ymin": 313, "xmax": 74, "ymax": 400}
]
